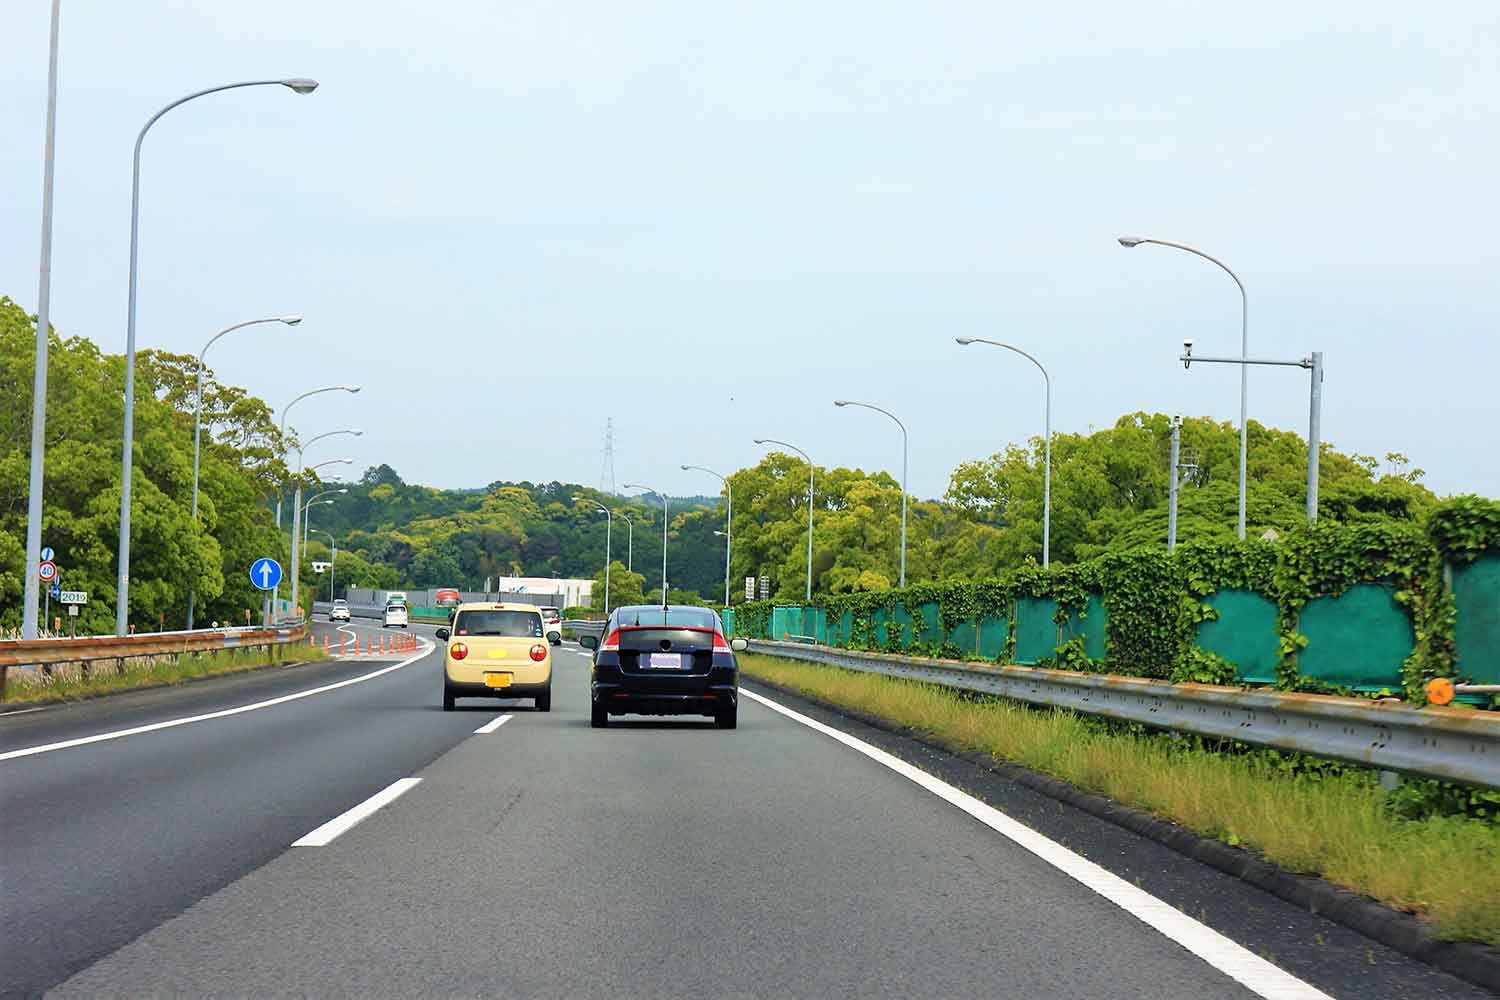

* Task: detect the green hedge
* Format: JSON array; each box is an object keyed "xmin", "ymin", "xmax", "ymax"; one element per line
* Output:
[{"xmin": 725, "ymin": 495, "xmax": 1500, "ymax": 705}]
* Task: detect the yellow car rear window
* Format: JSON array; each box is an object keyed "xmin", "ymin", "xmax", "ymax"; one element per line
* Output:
[{"xmin": 454, "ymin": 610, "xmax": 544, "ymax": 638}]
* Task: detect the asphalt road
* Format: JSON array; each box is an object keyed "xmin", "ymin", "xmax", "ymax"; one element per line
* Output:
[{"xmin": 1, "ymin": 629, "xmax": 1490, "ymax": 998}]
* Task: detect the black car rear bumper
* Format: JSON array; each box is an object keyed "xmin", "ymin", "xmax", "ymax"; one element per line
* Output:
[{"xmin": 592, "ymin": 682, "xmax": 737, "ymax": 716}]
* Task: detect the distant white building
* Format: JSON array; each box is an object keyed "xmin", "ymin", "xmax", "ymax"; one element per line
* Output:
[{"xmin": 492, "ymin": 576, "xmax": 594, "ymax": 608}]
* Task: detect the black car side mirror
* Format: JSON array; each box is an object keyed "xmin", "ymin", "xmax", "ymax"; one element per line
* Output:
[
  {"xmin": 579, "ymin": 634, "xmax": 598, "ymax": 649},
  {"xmin": 435, "ymin": 627, "xmax": 450, "ymax": 642},
  {"xmin": 447, "ymin": 610, "xmax": 455, "ymax": 623}
]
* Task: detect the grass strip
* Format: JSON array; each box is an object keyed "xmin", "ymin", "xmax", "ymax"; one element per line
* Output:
[
  {"xmin": 3, "ymin": 644, "xmax": 328, "ymax": 705},
  {"xmin": 739, "ymin": 651, "xmax": 1500, "ymax": 947}
]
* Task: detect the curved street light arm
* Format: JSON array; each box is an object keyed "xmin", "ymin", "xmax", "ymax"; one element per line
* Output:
[
  {"xmin": 120, "ymin": 78, "xmax": 318, "ymax": 635},
  {"xmin": 753, "ymin": 439, "xmax": 815, "ymax": 600},
  {"xmin": 623, "ymin": 483, "xmax": 669, "ymax": 605},
  {"xmin": 681, "ymin": 465, "xmax": 734, "ymax": 606},
  {"xmin": 832, "ymin": 400, "xmax": 909, "ymax": 587},
  {"xmin": 956, "ymin": 338, "xmax": 1052, "ymax": 567},
  {"xmin": 1119, "ymin": 235, "xmax": 1248, "ymax": 540}
]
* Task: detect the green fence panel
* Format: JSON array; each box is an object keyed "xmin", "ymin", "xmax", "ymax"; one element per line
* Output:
[
  {"xmin": 1298, "ymin": 583, "xmax": 1412, "ymax": 692},
  {"xmin": 831, "ymin": 610, "xmax": 852, "ymax": 647},
  {"xmin": 1453, "ymin": 555, "xmax": 1500, "ymax": 686},
  {"xmin": 1059, "ymin": 594, "xmax": 1107, "ymax": 660},
  {"xmin": 916, "ymin": 601, "xmax": 943, "ymax": 648},
  {"xmin": 1014, "ymin": 597, "xmax": 1058, "ymax": 664},
  {"xmin": 1197, "ymin": 588, "xmax": 1279, "ymax": 685},
  {"xmin": 978, "ymin": 614, "xmax": 1009, "ymax": 660},
  {"xmin": 892, "ymin": 603, "xmax": 914, "ymax": 648},
  {"xmin": 771, "ymin": 606, "xmax": 803, "ymax": 641},
  {"xmin": 812, "ymin": 607, "xmax": 829, "ymax": 644},
  {"xmin": 872, "ymin": 607, "xmax": 888, "ymax": 647},
  {"xmin": 721, "ymin": 608, "xmax": 736, "ymax": 636},
  {"xmin": 948, "ymin": 618, "xmax": 977, "ymax": 655}
]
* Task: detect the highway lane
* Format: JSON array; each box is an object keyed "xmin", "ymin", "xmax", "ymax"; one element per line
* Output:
[
  {"xmin": 38, "ymin": 645, "xmax": 1489, "ymax": 999},
  {"xmin": 0, "ymin": 619, "xmax": 462, "ymax": 998}
]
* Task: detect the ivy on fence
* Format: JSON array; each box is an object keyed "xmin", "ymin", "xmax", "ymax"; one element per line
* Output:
[{"xmin": 721, "ymin": 495, "xmax": 1500, "ymax": 705}]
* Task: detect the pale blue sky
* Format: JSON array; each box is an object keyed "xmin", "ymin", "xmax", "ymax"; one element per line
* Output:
[{"xmin": 4, "ymin": 2, "xmax": 1497, "ymax": 501}]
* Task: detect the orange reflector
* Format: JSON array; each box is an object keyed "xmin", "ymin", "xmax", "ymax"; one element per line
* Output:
[{"xmin": 1425, "ymin": 677, "xmax": 1456, "ymax": 706}]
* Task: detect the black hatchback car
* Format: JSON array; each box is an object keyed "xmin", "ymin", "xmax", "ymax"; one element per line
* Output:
[{"xmin": 579, "ymin": 605, "xmax": 748, "ymax": 729}]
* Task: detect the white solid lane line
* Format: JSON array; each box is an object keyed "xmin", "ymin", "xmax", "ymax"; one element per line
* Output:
[
  {"xmin": 292, "ymin": 778, "xmax": 422, "ymax": 847},
  {"xmin": 0, "ymin": 642, "xmax": 436, "ymax": 764},
  {"xmin": 474, "ymin": 713, "xmax": 512, "ymax": 734},
  {"xmin": 739, "ymin": 688, "xmax": 1331, "ymax": 1000}
]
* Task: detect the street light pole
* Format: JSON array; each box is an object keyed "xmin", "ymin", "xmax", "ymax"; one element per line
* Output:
[
  {"xmin": 955, "ymin": 339, "xmax": 1052, "ymax": 567},
  {"xmin": 832, "ymin": 402, "xmax": 908, "ymax": 587},
  {"xmin": 623, "ymin": 483, "xmax": 668, "ymax": 604},
  {"xmin": 575, "ymin": 496, "xmax": 612, "ymax": 613},
  {"xmin": 21, "ymin": 0, "xmax": 62, "ymax": 641},
  {"xmin": 186, "ymin": 314, "xmax": 301, "ymax": 628},
  {"xmin": 116, "ymin": 77, "xmax": 319, "ymax": 636},
  {"xmin": 300, "ymin": 487, "xmax": 346, "ymax": 549},
  {"xmin": 299, "ymin": 464, "xmax": 353, "ymax": 546},
  {"xmin": 1180, "ymin": 345, "xmax": 1324, "ymax": 523},
  {"xmin": 310, "ymin": 528, "xmax": 337, "ymax": 603},
  {"xmin": 681, "ymin": 465, "xmax": 732, "ymax": 606},
  {"xmin": 622, "ymin": 513, "xmax": 634, "ymax": 572},
  {"xmin": 271, "ymin": 390, "xmax": 359, "ymax": 619},
  {"xmin": 754, "ymin": 439, "xmax": 815, "ymax": 601},
  {"xmin": 288, "ymin": 429, "xmax": 360, "ymax": 621},
  {"xmin": 1120, "ymin": 236, "xmax": 1248, "ymax": 540}
]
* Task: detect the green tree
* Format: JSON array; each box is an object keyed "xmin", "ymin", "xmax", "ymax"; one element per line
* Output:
[{"xmin": 591, "ymin": 560, "xmax": 646, "ymax": 611}]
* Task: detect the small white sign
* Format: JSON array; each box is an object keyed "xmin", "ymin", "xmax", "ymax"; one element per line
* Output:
[
  {"xmin": 59, "ymin": 590, "xmax": 87, "ymax": 605},
  {"xmin": 68, "ymin": 604, "xmax": 79, "ymax": 616},
  {"xmin": 312, "ymin": 561, "xmax": 330, "ymax": 574},
  {"xmin": 745, "ymin": 576, "xmax": 756, "ymax": 601}
]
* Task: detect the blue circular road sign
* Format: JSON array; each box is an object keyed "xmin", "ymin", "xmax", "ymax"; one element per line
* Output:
[
  {"xmin": 249, "ymin": 557, "xmax": 283, "ymax": 591},
  {"xmin": 41, "ymin": 546, "xmax": 55, "ymax": 562}
]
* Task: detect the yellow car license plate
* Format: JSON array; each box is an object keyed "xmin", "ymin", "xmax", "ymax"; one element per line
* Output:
[{"xmin": 485, "ymin": 673, "xmax": 512, "ymax": 689}]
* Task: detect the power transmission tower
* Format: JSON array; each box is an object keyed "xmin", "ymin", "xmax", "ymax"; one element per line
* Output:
[{"xmin": 599, "ymin": 418, "xmax": 616, "ymax": 495}]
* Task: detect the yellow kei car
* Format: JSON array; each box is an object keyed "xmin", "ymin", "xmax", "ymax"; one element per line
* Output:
[{"xmin": 436, "ymin": 603, "xmax": 553, "ymax": 712}]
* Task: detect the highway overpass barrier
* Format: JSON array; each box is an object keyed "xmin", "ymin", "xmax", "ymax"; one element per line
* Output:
[
  {"xmin": 0, "ymin": 624, "xmax": 309, "ymax": 699},
  {"xmin": 746, "ymin": 638, "xmax": 1500, "ymax": 791}
]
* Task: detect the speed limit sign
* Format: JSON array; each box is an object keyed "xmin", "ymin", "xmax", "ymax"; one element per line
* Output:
[{"xmin": 38, "ymin": 560, "xmax": 58, "ymax": 583}]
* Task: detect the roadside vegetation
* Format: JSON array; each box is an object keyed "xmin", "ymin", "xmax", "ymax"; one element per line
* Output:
[
  {"xmin": 739, "ymin": 652, "xmax": 1500, "ymax": 946},
  {"xmin": 2, "ymin": 644, "xmax": 327, "ymax": 705}
]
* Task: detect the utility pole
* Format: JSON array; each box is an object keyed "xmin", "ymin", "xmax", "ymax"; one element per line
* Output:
[{"xmin": 1167, "ymin": 417, "xmax": 1199, "ymax": 552}]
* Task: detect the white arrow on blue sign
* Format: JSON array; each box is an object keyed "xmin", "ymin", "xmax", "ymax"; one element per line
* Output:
[
  {"xmin": 249, "ymin": 558, "xmax": 283, "ymax": 591},
  {"xmin": 41, "ymin": 546, "xmax": 55, "ymax": 562}
]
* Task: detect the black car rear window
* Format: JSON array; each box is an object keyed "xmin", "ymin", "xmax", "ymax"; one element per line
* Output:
[
  {"xmin": 454, "ymin": 610, "xmax": 543, "ymax": 637},
  {"xmin": 616, "ymin": 607, "xmax": 719, "ymax": 629}
]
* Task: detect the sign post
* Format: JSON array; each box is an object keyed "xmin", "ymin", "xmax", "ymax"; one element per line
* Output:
[
  {"xmin": 59, "ymin": 590, "xmax": 86, "ymax": 637},
  {"xmin": 249, "ymin": 558, "xmax": 283, "ymax": 626},
  {"xmin": 39, "ymin": 560, "xmax": 58, "ymax": 632}
]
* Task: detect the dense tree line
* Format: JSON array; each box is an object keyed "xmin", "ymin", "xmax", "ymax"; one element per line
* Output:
[
  {"xmin": 2, "ymin": 295, "xmax": 1449, "ymax": 627},
  {"xmin": 1, "ymin": 296, "xmax": 299, "ymax": 631}
]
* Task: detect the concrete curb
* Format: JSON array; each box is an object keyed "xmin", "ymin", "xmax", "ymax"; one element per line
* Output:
[{"xmin": 744, "ymin": 673, "xmax": 1500, "ymax": 995}]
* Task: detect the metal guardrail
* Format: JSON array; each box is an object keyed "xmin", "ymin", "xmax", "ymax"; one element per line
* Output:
[
  {"xmin": 0, "ymin": 624, "xmax": 309, "ymax": 698},
  {"xmin": 747, "ymin": 639, "xmax": 1500, "ymax": 791}
]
